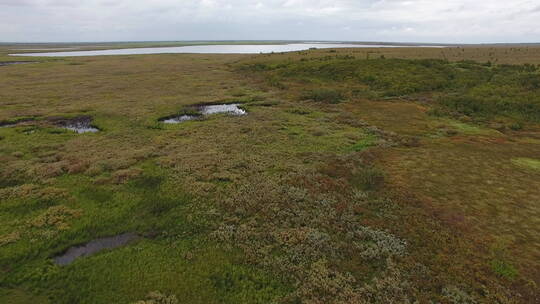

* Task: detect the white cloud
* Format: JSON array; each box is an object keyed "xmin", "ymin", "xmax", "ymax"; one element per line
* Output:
[{"xmin": 0, "ymin": 0, "xmax": 538, "ymax": 43}]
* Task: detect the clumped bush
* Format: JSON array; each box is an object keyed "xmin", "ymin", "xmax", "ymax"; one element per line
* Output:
[
  {"xmin": 509, "ymin": 122, "xmax": 523, "ymax": 131},
  {"xmin": 442, "ymin": 286, "xmax": 478, "ymax": 304},
  {"xmin": 288, "ymin": 108, "xmax": 311, "ymax": 115},
  {"xmin": 28, "ymin": 205, "xmax": 82, "ymax": 230},
  {"xmin": 0, "ymin": 184, "xmax": 68, "ymax": 202},
  {"xmin": 66, "ymin": 160, "xmax": 89, "ymax": 174},
  {"xmin": 246, "ymin": 58, "xmax": 540, "ymax": 124},
  {"xmin": 301, "ymin": 89, "xmax": 344, "ymax": 103},
  {"xmin": 293, "ymin": 259, "xmax": 364, "ymax": 304},
  {"xmin": 34, "ymin": 162, "xmax": 67, "ymax": 178},
  {"xmin": 111, "ymin": 168, "xmax": 143, "ymax": 184},
  {"xmin": 357, "ymin": 259, "xmax": 415, "ymax": 304},
  {"xmin": 0, "ymin": 231, "xmax": 21, "ymax": 247},
  {"xmin": 85, "ymin": 163, "xmax": 104, "ymax": 176},
  {"xmin": 351, "ymin": 167, "xmax": 385, "ymax": 191},
  {"xmin": 349, "ymin": 227, "xmax": 407, "ymax": 259},
  {"xmin": 268, "ymin": 76, "xmax": 287, "ymax": 89},
  {"xmin": 141, "ymin": 195, "xmax": 180, "ymax": 216},
  {"xmin": 132, "ymin": 291, "xmax": 178, "ymax": 304},
  {"xmin": 211, "ymin": 166, "xmax": 409, "ymax": 303},
  {"xmin": 11, "ymin": 151, "xmax": 24, "ymax": 158},
  {"xmin": 132, "ymin": 175, "xmax": 163, "ymax": 190}
]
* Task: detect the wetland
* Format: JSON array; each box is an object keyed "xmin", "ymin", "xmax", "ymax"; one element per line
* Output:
[{"xmin": 0, "ymin": 43, "xmax": 539, "ymax": 304}]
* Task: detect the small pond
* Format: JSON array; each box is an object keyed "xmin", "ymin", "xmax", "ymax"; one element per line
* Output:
[
  {"xmin": 162, "ymin": 103, "xmax": 246, "ymax": 124},
  {"xmin": 0, "ymin": 116, "xmax": 99, "ymax": 133},
  {"xmin": 54, "ymin": 233, "xmax": 139, "ymax": 266},
  {"xmin": 64, "ymin": 124, "xmax": 100, "ymax": 134},
  {"xmin": 53, "ymin": 116, "xmax": 100, "ymax": 133},
  {"xmin": 162, "ymin": 114, "xmax": 199, "ymax": 124},
  {"xmin": 201, "ymin": 104, "xmax": 247, "ymax": 115}
]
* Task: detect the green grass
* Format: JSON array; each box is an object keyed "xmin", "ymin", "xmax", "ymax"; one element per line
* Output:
[
  {"xmin": 350, "ymin": 134, "xmax": 378, "ymax": 151},
  {"xmin": 511, "ymin": 157, "xmax": 540, "ymax": 170},
  {"xmin": 491, "ymin": 259, "xmax": 519, "ymax": 280},
  {"xmin": 43, "ymin": 241, "xmax": 288, "ymax": 304}
]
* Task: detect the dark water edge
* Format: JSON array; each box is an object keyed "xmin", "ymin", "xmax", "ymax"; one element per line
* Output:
[
  {"xmin": 54, "ymin": 233, "xmax": 139, "ymax": 266},
  {"xmin": 0, "ymin": 61, "xmax": 37, "ymax": 66},
  {"xmin": 51, "ymin": 116, "xmax": 100, "ymax": 133}
]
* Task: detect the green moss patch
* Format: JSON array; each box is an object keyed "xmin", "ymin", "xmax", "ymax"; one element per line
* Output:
[{"xmin": 511, "ymin": 157, "xmax": 540, "ymax": 170}]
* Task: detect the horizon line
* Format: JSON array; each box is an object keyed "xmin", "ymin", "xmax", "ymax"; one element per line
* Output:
[{"xmin": 1, "ymin": 40, "xmax": 539, "ymax": 46}]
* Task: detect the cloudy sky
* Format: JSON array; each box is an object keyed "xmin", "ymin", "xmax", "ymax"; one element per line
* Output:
[{"xmin": 1, "ymin": 0, "xmax": 539, "ymax": 43}]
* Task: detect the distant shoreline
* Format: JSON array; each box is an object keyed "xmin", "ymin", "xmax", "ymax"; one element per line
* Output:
[{"xmin": 8, "ymin": 43, "xmax": 446, "ymax": 57}]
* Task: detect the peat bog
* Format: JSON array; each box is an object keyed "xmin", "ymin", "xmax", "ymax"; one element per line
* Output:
[{"xmin": 1, "ymin": 45, "xmax": 539, "ymax": 303}]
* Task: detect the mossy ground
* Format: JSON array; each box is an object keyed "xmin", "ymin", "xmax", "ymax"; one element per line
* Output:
[{"xmin": 1, "ymin": 45, "xmax": 539, "ymax": 303}]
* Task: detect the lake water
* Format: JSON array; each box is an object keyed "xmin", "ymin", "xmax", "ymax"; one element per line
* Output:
[{"xmin": 10, "ymin": 43, "xmax": 442, "ymax": 57}]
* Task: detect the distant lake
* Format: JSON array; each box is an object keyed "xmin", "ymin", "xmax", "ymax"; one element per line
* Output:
[{"xmin": 10, "ymin": 43, "xmax": 444, "ymax": 57}]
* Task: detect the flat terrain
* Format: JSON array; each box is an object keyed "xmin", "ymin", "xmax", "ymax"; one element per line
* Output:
[{"xmin": 0, "ymin": 45, "xmax": 539, "ymax": 303}]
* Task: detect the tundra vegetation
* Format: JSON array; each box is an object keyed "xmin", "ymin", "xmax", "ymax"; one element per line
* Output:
[{"xmin": 0, "ymin": 44, "xmax": 539, "ymax": 303}]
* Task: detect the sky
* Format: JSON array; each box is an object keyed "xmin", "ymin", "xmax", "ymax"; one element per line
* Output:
[{"xmin": 1, "ymin": 0, "xmax": 539, "ymax": 43}]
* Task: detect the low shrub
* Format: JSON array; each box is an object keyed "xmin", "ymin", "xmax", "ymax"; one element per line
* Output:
[
  {"xmin": 301, "ymin": 89, "xmax": 344, "ymax": 103},
  {"xmin": 0, "ymin": 231, "xmax": 21, "ymax": 247},
  {"xmin": 132, "ymin": 291, "xmax": 178, "ymax": 304},
  {"xmin": 351, "ymin": 167, "xmax": 385, "ymax": 191},
  {"xmin": 349, "ymin": 226, "xmax": 407, "ymax": 259},
  {"xmin": 442, "ymin": 286, "xmax": 478, "ymax": 304},
  {"xmin": 211, "ymin": 165, "xmax": 409, "ymax": 302},
  {"xmin": 245, "ymin": 57, "xmax": 540, "ymax": 124},
  {"xmin": 27, "ymin": 205, "xmax": 82, "ymax": 234},
  {"xmin": 111, "ymin": 168, "xmax": 143, "ymax": 184}
]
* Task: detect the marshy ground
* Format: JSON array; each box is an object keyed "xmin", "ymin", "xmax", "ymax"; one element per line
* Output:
[{"xmin": 0, "ymin": 45, "xmax": 539, "ymax": 303}]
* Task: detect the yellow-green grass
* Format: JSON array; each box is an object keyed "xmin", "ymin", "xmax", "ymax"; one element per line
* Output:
[{"xmin": 512, "ymin": 157, "xmax": 540, "ymax": 170}]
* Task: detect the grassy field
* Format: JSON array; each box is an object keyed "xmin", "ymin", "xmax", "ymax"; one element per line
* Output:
[{"xmin": 0, "ymin": 45, "xmax": 539, "ymax": 303}]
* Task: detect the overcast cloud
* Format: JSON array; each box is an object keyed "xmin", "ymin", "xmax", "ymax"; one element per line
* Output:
[{"xmin": 1, "ymin": 0, "xmax": 539, "ymax": 43}]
